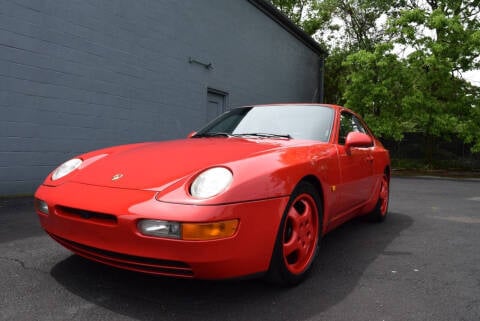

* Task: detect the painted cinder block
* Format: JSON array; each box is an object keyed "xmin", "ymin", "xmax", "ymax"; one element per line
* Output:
[{"xmin": 0, "ymin": 0, "xmax": 324, "ymax": 195}]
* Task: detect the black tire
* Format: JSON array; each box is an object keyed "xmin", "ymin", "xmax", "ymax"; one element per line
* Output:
[
  {"xmin": 266, "ymin": 181, "xmax": 322, "ymax": 286},
  {"xmin": 367, "ymin": 173, "xmax": 389, "ymax": 223}
]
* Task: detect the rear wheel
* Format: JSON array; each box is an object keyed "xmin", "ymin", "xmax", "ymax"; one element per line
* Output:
[
  {"xmin": 266, "ymin": 181, "xmax": 322, "ymax": 286},
  {"xmin": 368, "ymin": 173, "xmax": 389, "ymax": 222}
]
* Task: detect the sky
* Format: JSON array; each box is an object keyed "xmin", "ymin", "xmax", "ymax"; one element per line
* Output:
[{"xmin": 463, "ymin": 70, "xmax": 480, "ymax": 86}]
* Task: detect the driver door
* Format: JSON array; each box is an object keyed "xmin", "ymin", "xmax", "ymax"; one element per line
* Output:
[{"xmin": 336, "ymin": 112, "xmax": 374, "ymax": 213}]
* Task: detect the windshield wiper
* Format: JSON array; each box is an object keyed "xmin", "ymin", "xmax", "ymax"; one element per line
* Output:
[
  {"xmin": 192, "ymin": 132, "xmax": 232, "ymax": 138},
  {"xmin": 233, "ymin": 133, "xmax": 292, "ymax": 139}
]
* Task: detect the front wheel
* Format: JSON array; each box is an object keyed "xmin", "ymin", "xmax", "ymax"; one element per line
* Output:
[{"xmin": 266, "ymin": 181, "xmax": 322, "ymax": 286}]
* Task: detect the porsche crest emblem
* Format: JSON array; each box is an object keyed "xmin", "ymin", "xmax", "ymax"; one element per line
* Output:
[{"xmin": 111, "ymin": 173, "xmax": 124, "ymax": 181}]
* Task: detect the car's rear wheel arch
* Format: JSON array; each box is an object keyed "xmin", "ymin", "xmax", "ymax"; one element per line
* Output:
[
  {"xmin": 367, "ymin": 167, "xmax": 390, "ymax": 222},
  {"xmin": 384, "ymin": 166, "xmax": 391, "ymax": 181}
]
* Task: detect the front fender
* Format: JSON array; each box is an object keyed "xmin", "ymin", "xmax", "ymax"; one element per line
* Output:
[{"xmin": 156, "ymin": 145, "xmax": 338, "ymax": 205}]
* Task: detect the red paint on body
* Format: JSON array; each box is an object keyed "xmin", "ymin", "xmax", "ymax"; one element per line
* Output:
[{"xmin": 35, "ymin": 104, "xmax": 390, "ymax": 280}]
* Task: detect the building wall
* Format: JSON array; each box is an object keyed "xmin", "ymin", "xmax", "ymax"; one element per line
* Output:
[{"xmin": 0, "ymin": 0, "xmax": 322, "ymax": 195}]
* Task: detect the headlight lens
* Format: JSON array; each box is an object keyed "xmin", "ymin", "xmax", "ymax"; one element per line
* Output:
[
  {"xmin": 137, "ymin": 220, "xmax": 181, "ymax": 239},
  {"xmin": 190, "ymin": 167, "xmax": 233, "ymax": 199},
  {"xmin": 51, "ymin": 158, "xmax": 82, "ymax": 180}
]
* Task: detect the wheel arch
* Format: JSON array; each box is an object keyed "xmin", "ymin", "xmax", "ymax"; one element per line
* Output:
[
  {"xmin": 384, "ymin": 165, "xmax": 391, "ymax": 180},
  {"xmin": 297, "ymin": 175, "xmax": 325, "ymax": 229},
  {"xmin": 266, "ymin": 176, "xmax": 324, "ymax": 285},
  {"xmin": 299, "ymin": 175, "xmax": 323, "ymax": 201}
]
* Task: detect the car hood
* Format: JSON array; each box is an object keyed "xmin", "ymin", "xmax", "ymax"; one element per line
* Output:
[{"xmin": 69, "ymin": 138, "xmax": 298, "ymax": 190}]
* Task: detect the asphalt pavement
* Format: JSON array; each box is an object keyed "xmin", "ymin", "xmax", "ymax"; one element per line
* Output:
[{"xmin": 1, "ymin": 177, "xmax": 479, "ymax": 321}]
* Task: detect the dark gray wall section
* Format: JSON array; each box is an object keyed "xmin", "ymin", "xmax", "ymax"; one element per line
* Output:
[{"xmin": 0, "ymin": 0, "xmax": 321, "ymax": 195}]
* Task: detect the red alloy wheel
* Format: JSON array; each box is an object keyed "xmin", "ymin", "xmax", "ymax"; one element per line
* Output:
[
  {"xmin": 379, "ymin": 175, "xmax": 389, "ymax": 216},
  {"xmin": 282, "ymin": 193, "xmax": 319, "ymax": 275}
]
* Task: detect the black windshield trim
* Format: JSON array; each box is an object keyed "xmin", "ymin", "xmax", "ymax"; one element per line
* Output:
[
  {"xmin": 232, "ymin": 133, "xmax": 291, "ymax": 139},
  {"xmin": 191, "ymin": 132, "xmax": 232, "ymax": 138}
]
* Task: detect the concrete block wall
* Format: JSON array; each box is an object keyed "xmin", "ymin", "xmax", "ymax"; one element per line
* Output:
[{"xmin": 0, "ymin": 0, "xmax": 322, "ymax": 195}]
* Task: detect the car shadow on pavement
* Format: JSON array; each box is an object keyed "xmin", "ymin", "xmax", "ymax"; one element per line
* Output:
[{"xmin": 51, "ymin": 212, "xmax": 412, "ymax": 321}]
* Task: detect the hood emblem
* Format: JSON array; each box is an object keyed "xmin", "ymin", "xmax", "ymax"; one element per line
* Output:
[{"xmin": 111, "ymin": 173, "xmax": 124, "ymax": 181}]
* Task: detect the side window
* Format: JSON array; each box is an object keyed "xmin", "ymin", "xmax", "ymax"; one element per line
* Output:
[
  {"xmin": 339, "ymin": 112, "xmax": 367, "ymax": 145},
  {"xmin": 339, "ymin": 113, "xmax": 353, "ymax": 145},
  {"xmin": 352, "ymin": 115, "xmax": 367, "ymax": 134}
]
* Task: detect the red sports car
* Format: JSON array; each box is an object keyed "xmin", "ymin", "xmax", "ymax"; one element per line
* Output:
[{"xmin": 34, "ymin": 104, "xmax": 390, "ymax": 285}]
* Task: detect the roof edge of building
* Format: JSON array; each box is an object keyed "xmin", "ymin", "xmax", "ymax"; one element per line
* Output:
[{"xmin": 247, "ymin": 0, "xmax": 327, "ymax": 57}]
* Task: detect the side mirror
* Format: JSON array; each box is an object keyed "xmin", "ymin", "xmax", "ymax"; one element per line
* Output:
[
  {"xmin": 344, "ymin": 132, "xmax": 373, "ymax": 151},
  {"xmin": 187, "ymin": 131, "xmax": 197, "ymax": 138}
]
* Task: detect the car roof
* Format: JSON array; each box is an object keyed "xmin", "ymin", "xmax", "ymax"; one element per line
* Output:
[{"xmin": 243, "ymin": 103, "xmax": 347, "ymax": 113}]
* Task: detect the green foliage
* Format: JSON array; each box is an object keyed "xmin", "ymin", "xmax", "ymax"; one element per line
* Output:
[
  {"xmin": 268, "ymin": 0, "xmax": 320, "ymax": 35},
  {"xmin": 456, "ymin": 84, "xmax": 480, "ymax": 152},
  {"xmin": 269, "ymin": 0, "xmax": 480, "ymax": 155},
  {"xmin": 342, "ymin": 43, "xmax": 414, "ymax": 140},
  {"xmin": 324, "ymin": 48, "xmax": 350, "ymax": 105},
  {"xmin": 385, "ymin": 0, "xmax": 480, "ymax": 156}
]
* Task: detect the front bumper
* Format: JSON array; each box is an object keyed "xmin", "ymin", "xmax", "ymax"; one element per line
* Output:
[{"xmin": 35, "ymin": 182, "xmax": 289, "ymax": 279}]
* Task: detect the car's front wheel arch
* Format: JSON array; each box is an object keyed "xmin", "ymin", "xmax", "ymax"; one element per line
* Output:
[
  {"xmin": 265, "ymin": 179, "xmax": 323, "ymax": 286},
  {"xmin": 299, "ymin": 175, "xmax": 325, "ymax": 222}
]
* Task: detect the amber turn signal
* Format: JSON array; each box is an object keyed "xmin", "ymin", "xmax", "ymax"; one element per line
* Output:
[{"xmin": 182, "ymin": 219, "xmax": 239, "ymax": 240}]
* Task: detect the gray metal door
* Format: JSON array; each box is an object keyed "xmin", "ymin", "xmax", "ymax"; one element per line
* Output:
[{"xmin": 206, "ymin": 89, "xmax": 227, "ymax": 122}]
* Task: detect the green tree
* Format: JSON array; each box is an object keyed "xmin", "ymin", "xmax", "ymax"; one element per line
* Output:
[
  {"xmin": 268, "ymin": 0, "xmax": 321, "ymax": 35},
  {"xmin": 456, "ymin": 82, "xmax": 480, "ymax": 152},
  {"xmin": 268, "ymin": 0, "xmax": 397, "ymax": 48},
  {"xmin": 324, "ymin": 48, "xmax": 351, "ymax": 105},
  {"xmin": 270, "ymin": 0, "xmax": 403, "ymax": 107},
  {"xmin": 387, "ymin": 0, "xmax": 480, "ymax": 155},
  {"xmin": 390, "ymin": 0, "xmax": 480, "ymax": 73},
  {"xmin": 315, "ymin": 0, "xmax": 398, "ymax": 51},
  {"xmin": 270, "ymin": 0, "xmax": 480, "ymax": 156},
  {"xmin": 343, "ymin": 43, "xmax": 415, "ymax": 140}
]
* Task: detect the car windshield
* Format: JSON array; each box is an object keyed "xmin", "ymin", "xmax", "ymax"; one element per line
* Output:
[{"xmin": 193, "ymin": 105, "xmax": 334, "ymax": 142}]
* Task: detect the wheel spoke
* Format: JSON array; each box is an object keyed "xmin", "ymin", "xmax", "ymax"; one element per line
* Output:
[
  {"xmin": 379, "ymin": 177, "xmax": 389, "ymax": 214},
  {"xmin": 283, "ymin": 231, "xmax": 299, "ymax": 256},
  {"xmin": 304, "ymin": 220, "xmax": 314, "ymax": 241},
  {"xmin": 381, "ymin": 180, "xmax": 388, "ymax": 199},
  {"xmin": 298, "ymin": 200, "xmax": 312, "ymax": 224},
  {"xmin": 287, "ymin": 203, "xmax": 302, "ymax": 225},
  {"xmin": 282, "ymin": 192, "xmax": 319, "ymax": 274}
]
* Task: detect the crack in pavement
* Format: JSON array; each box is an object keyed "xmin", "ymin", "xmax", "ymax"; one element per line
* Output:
[{"xmin": 0, "ymin": 256, "xmax": 48, "ymax": 274}]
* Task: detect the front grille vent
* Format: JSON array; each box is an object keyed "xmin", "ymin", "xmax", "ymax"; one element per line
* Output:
[{"xmin": 55, "ymin": 206, "xmax": 118, "ymax": 225}]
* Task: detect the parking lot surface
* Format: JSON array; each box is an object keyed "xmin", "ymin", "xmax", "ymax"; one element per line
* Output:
[{"xmin": 1, "ymin": 177, "xmax": 479, "ymax": 321}]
